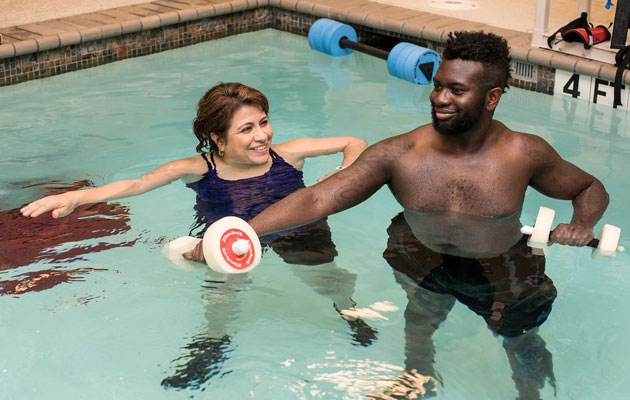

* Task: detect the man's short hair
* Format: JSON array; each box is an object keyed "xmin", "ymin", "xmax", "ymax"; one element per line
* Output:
[{"xmin": 442, "ymin": 31, "xmax": 512, "ymax": 92}]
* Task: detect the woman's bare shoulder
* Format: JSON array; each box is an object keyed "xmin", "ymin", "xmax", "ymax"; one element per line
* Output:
[{"xmin": 170, "ymin": 154, "xmax": 210, "ymax": 183}]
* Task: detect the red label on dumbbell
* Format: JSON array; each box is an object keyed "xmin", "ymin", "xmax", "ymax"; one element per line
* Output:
[{"xmin": 219, "ymin": 228, "xmax": 254, "ymax": 270}]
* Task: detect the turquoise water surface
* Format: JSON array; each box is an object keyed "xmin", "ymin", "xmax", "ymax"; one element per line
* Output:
[{"xmin": 1, "ymin": 29, "xmax": 629, "ymax": 399}]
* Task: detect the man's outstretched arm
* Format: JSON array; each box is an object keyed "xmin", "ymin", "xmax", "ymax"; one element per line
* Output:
[{"xmin": 250, "ymin": 135, "xmax": 409, "ymax": 236}]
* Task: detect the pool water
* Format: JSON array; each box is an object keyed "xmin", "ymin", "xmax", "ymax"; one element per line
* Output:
[{"xmin": 1, "ymin": 29, "xmax": 629, "ymax": 399}]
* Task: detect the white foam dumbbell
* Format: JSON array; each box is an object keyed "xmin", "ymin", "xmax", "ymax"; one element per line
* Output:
[
  {"xmin": 521, "ymin": 206, "xmax": 625, "ymax": 257},
  {"xmin": 522, "ymin": 206, "xmax": 556, "ymax": 249},
  {"xmin": 163, "ymin": 216, "xmax": 261, "ymax": 273},
  {"xmin": 592, "ymin": 224, "xmax": 624, "ymax": 257}
]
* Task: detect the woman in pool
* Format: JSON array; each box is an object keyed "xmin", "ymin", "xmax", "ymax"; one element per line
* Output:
[
  {"xmin": 21, "ymin": 81, "xmax": 375, "ymax": 339},
  {"xmin": 20, "ymin": 82, "xmax": 366, "ymax": 226},
  {"xmin": 20, "ymin": 83, "xmax": 374, "ymax": 389}
]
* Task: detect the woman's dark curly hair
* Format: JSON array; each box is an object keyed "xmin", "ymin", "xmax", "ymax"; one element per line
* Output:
[
  {"xmin": 442, "ymin": 31, "xmax": 512, "ymax": 92},
  {"xmin": 193, "ymin": 82, "xmax": 269, "ymax": 153}
]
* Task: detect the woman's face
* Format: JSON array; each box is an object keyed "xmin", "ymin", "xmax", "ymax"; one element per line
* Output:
[{"xmin": 213, "ymin": 105, "xmax": 273, "ymax": 166}]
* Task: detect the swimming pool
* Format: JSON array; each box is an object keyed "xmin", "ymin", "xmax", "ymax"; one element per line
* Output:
[{"xmin": 1, "ymin": 29, "xmax": 629, "ymax": 399}]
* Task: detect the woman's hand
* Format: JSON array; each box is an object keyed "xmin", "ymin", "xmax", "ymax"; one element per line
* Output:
[
  {"xmin": 183, "ymin": 240, "xmax": 206, "ymax": 263},
  {"xmin": 20, "ymin": 192, "xmax": 80, "ymax": 218}
]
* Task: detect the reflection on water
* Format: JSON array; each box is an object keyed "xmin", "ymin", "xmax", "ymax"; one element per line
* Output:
[
  {"xmin": 300, "ymin": 358, "xmax": 423, "ymax": 399},
  {"xmin": 383, "ymin": 212, "xmax": 557, "ymax": 399},
  {"xmin": 0, "ymin": 180, "xmax": 134, "ymax": 270},
  {"xmin": 403, "ymin": 208, "xmax": 523, "ymax": 258},
  {"xmin": 0, "ymin": 267, "xmax": 104, "ymax": 296},
  {"xmin": 160, "ymin": 208, "xmax": 379, "ymax": 392},
  {"xmin": 0, "ymin": 180, "xmax": 133, "ymax": 295}
]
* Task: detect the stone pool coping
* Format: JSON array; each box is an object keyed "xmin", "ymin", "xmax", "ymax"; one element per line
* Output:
[{"xmin": 1, "ymin": 0, "xmax": 629, "ymax": 88}]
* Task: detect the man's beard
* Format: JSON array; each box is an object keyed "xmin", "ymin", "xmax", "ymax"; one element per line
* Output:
[{"xmin": 431, "ymin": 99, "xmax": 485, "ymax": 136}]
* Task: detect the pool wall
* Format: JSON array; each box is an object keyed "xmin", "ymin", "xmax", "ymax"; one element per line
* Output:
[{"xmin": 0, "ymin": 0, "xmax": 628, "ymax": 107}]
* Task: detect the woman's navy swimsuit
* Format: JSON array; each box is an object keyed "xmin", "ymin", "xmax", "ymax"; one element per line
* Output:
[
  {"xmin": 187, "ymin": 150, "xmax": 304, "ymax": 228},
  {"xmin": 187, "ymin": 150, "xmax": 337, "ymax": 264}
]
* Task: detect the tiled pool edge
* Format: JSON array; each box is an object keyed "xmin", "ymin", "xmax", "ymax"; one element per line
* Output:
[
  {"xmin": 0, "ymin": 8, "xmax": 273, "ymax": 86},
  {"xmin": 1, "ymin": 0, "xmax": 629, "ymax": 103},
  {"xmin": 0, "ymin": 5, "xmax": 554, "ymax": 93}
]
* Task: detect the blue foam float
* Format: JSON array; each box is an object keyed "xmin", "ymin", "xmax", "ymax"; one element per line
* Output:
[
  {"xmin": 307, "ymin": 18, "xmax": 440, "ymax": 84},
  {"xmin": 387, "ymin": 42, "xmax": 441, "ymax": 85},
  {"xmin": 308, "ymin": 18, "xmax": 357, "ymax": 56}
]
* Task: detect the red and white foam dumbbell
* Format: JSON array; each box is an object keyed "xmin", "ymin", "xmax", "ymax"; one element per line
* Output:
[
  {"xmin": 163, "ymin": 216, "xmax": 261, "ymax": 273},
  {"xmin": 521, "ymin": 206, "xmax": 625, "ymax": 257}
]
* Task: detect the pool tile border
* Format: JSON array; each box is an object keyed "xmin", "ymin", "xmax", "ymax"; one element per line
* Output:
[{"xmin": 1, "ymin": 0, "xmax": 628, "ymax": 100}]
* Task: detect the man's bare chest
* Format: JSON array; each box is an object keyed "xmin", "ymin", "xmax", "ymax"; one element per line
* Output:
[{"xmin": 390, "ymin": 158, "xmax": 531, "ymax": 216}]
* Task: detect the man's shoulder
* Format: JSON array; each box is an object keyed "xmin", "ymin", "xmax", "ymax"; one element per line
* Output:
[
  {"xmin": 511, "ymin": 131, "xmax": 551, "ymax": 150},
  {"xmin": 359, "ymin": 127, "xmax": 424, "ymax": 163},
  {"xmin": 372, "ymin": 129, "xmax": 410, "ymax": 147},
  {"xmin": 493, "ymin": 121, "xmax": 547, "ymax": 146},
  {"xmin": 380, "ymin": 124, "xmax": 432, "ymax": 146},
  {"xmin": 497, "ymin": 125, "xmax": 556, "ymax": 165}
]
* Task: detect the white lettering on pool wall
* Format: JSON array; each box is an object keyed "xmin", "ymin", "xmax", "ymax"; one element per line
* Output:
[{"xmin": 554, "ymin": 69, "xmax": 630, "ymax": 110}]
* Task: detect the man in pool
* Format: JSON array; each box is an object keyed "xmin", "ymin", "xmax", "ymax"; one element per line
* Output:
[
  {"xmin": 244, "ymin": 30, "xmax": 608, "ymax": 247},
  {"xmin": 189, "ymin": 31, "xmax": 609, "ymax": 397},
  {"xmin": 189, "ymin": 32, "xmax": 608, "ymax": 398}
]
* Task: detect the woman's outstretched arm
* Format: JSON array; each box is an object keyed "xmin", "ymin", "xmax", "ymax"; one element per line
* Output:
[{"xmin": 21, "ymin": 156, "xmax": 206, "ymax": 218}]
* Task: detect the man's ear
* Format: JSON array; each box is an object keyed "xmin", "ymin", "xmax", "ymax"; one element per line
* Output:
[{"xmin": 485, "ymin": 87, "xmax": 503, "ymax": 112}]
